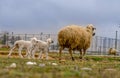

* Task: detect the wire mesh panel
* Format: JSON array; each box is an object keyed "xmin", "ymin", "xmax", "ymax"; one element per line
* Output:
[
  {"xmin": 0, "ymin": 33, "xmax": 119, "ymax": 55},
  {"xmin": 87, "ymin": 36, "xmax": 117, "ymax": 55}
]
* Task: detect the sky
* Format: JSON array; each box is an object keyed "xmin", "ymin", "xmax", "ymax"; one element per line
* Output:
[{"xmin": 0, "ymin": 0, "xmax": 120, "ymax": 38}]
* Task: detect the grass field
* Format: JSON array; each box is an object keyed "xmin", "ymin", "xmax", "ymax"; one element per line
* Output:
[{"xmin": 0, "ymin": 48, "xmax": 120, "ymax": 78}]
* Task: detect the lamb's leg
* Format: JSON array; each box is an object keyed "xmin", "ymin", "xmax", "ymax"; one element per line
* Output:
[
  {"xmin": 27, "ymin": 49, "xmax": 31, "ymax": 59},
  {"xmin": 29, "ymin": 46, "xmax": 35, "ymax": 58},
  {"xmin": 18, "ymin": 47, "xmax": 23, "ymax": 58},
  {"xmin": 24, "ymin": 46, "xmax": 35, "ymax": 58},
  {"xmin": 8, "ymin": 46, "xmax": 16, "ymax": 58},
  {"xmin": 45, "ymin": 49, "xmax": 49, "ymax": 60},
  {"xmin": 31, "ymin": 47, "xmax": 37, "ymax": 59},
  {"xmin": 69, "ymin": 49, "xmax": 74, "ymax": 61},
  {"xmin": 38, "ymin": 50, "xmax": 43, "ymax": 59},
  {"xmin": 24, "ymin": 49, "xmax": 28, "ymax": 57}
]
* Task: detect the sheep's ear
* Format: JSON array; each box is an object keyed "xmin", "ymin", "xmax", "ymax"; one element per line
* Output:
[
  {"xmin": 51, "ymin": 40, "xmax": 54, "ymax": 43},
  {"xmin": 86, "ymin": 26, "xmax": 91, "ymax": 32},
  {"xmin": 36, "ymin": 41, "xmax": 39, "ymax": 43},
  {"xmin": 87, "ymin": 26, "xmax": 90, "ymax": 29},
  {"xmin": 87, "ymin": 26, "xmax": 96, "ymax": 32},
  {"xmin": 92, "ymin": 27, "xmax": 96, "ymax": 31}
]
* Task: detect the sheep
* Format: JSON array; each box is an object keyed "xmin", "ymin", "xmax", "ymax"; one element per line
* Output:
[
  {"xmin": 7, "ymin": 37, "xmax": 37, "ymax": 58},
  {"xmin": 31, "ymin": 38, "xmax": 53, "ymax": 59},
  {"xmin": 58, "ymin": 24, "xmax": 96, "ymax": 61},
  {"xmin": 108, "ymin": 48, "xmax": 117, "ymax": 56}
]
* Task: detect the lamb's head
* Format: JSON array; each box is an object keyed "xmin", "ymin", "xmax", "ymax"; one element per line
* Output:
[
  {"xmin": 86, "ymin": 24, "xmax": 96, "ymax": 36},
  {"xmin": 30, "ymin": 37, "xmax": 37, "ymax": 45},
  {"xmin": 46, "ymin": 38, "xmax": 54, "ymax": 44}
]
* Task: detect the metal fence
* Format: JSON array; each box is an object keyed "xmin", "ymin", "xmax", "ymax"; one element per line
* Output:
[
  {"xmin": 0, "ymin": 33, "xmax": 119, "ymax": 55},
  {"xmin": 88, "ymin": 36, "xmax": 120, "ymax": 55}
]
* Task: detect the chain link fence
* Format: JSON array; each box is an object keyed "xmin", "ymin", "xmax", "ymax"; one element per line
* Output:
[{"xmin": 0, "ymin": 32, "xmax": 119, "ymax": 55}]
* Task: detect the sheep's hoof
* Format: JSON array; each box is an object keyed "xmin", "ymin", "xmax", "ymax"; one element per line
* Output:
[
  {"xmin": 37, "ymin": 58, "xmax": 40, "ymax": 59},
  {"xmin": 59, "ymin": 60, "xmax": 63, "ymax": 63},
  {"xmin": 32, "ymin": 57, "xmax": 35, "ymax": 59},
  {"xmin": 24, "ymin": 55, "xmax": 28, "ymax": 58},
  {"xmin": 59, "ymin": 59, "xmax": 66, "ymax": 64},
  {"xmin": 46, "ymin": 58, "xmax": 48, "ymax": 60},
  {"xmin": 59, "ymin": 58, "xmax": 63, "ymax": 63},
  {"xmin": 27, "ymin": 57, "xmax": 31, "ymax": 59},
  {"xmin": 20, "ymin": 56, "xmax": 24, "ymax": 58},
  {"xmin": 72, "ymin": 57, "xmax": 75, "ymax": 61},
  {"xmin": 79, "ymin": 56, "xmax": 82, "ymax": 59},
  {"xmin": 7, "ymin": 56, "xmax": 10, "ymax": 58},
  {"xmin": 59, "ymin": 58, "xmax": 61, "ymax": 61}
]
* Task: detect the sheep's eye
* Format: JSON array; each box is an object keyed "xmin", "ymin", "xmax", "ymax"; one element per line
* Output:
[{"xmin": 92, "ymin": 28, "xmax": 96, "ymax": 31}]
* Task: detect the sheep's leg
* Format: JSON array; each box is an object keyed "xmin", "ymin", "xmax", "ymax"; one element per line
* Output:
[
  {"xmin": 27, "ymin": 49, "xmax": 31, "ymax": 59},
  {"xmin": 29, "ymin": 46, "xmax": 35, "ymax": 58},
  {"xmin": 31, "ymin": 47, "xmax": 37, "ymax": 59},
  {"xmin": 28, "ymin": 47, "xmax": 34, "ymax": 59},
  {"xmin": 18, "ymin": 47, "xmax": 23, "ymax": 58},
  {"xmin": 69, "ymin": 49, "xmax": 74, "ymax": 61},
  {"xmin": 31, "ymin": 50, "xmax": 35, "ymax": 59},
  {"xmin": 59, "ymin": 47, "xmax": 63, "ymax": 60},
  {"xmin": 38, "ymin": 50, "xmax": 43, "ymax": 59},
  {"xmin": 82, "ymin": 49, "xmax": 86, "ymax": 60},
  {"xmin": 45, "ymin": 49, "xmax": 49, "ymax": 60},
  {"xmin": 24, "ymin": 49, "xmax": 28, "ymax": 57},
  {"xmin": 79, "ymin": 49, "xmax": 82, "ymax": 59},
  {"xmin": 8, "ymin": 46, "xmax": 16, "ymax": 57},
  {"xmin": 83, "ymin": 49, "xmax": 86, "ymax": 56}
]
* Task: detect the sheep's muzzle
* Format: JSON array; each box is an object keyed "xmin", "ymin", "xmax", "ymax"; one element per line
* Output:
[
  {"xmin": 51, "ymin": 41, "xmax": 54, "ymax": 43},
  {"xmin": 93, "ymin": 33, "xmax": 95, "ymax": 36}
]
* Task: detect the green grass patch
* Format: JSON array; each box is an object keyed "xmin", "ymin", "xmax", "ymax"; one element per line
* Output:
[{"xmin": 0, "ymin": 51, "xmax": 120, "ymax": 78}]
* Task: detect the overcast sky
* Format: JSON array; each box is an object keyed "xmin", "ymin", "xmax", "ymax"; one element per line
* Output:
[{"xmin": 0, "ymin": 0, "xmax": 120, "ymax": 38}]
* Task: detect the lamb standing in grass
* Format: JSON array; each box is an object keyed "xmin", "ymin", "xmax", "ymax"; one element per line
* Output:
[
  {"xmin": 58, "ymin": 24, "xmax": 96, "ymax": 61},
  {"xmin": 7, "ymin": 37, "xmax": 37, "ymax": 58},
  {"xmin": 31, "ymin": 38, "xmax": 53, "ymax": 59}
]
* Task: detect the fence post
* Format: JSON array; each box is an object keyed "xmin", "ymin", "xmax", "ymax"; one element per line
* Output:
[
  {"xmin": 25, "ymin": 34, "xmax": 27, "ymax": 40},
  {"xmin": 11, "ymin": 32, "xmax": 14, "ymax": 44},
  {"xmin": 115, "ymin": 31, "xmax": 118, "ymax": 49},
  {"xmin": 40, "ymin": 32, "xmax": 43, "ymax": 40},
  {"xmin": 6, "ymin": 33, "xmax": 9, "ymax": 46}
]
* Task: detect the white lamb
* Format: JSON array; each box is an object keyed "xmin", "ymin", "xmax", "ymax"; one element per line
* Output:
[
  {"xmin": 8, "ymin": 37, "xmax": 37, "ymax": 58},
  {"xmin": 31, "ymin": 38, "xmax": 53, "ymax": 59}
]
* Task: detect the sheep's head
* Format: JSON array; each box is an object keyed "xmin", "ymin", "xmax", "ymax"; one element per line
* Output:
[
  {"xmin": 108, "ymin": 48, "xmax": 116, "ymax": 55},
  {"xmin": 30, "ymin": 37, "xmax": 37, "ymax": 41},
  {"xmin": 86, "ymin": 24, "xmax": 96, "ymax": 36},
  {"xmin": 46, "ymin": 38, "xmax": 54, "ymax": 44}
]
